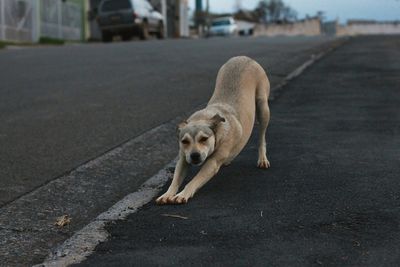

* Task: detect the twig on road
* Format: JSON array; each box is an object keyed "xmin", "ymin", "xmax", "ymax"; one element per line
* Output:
[{"xmin": 161, "ymin": 213, "xmax": 189, "ymax": 220}]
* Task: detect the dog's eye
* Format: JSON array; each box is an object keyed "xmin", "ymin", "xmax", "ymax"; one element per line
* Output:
[
  {"xmin": 199, "ymin": 137, "xmax": 208, "ymax": 143},
  {"xmin": 181, "ymin": 139, "xmax": 190, "ymax": 145}
]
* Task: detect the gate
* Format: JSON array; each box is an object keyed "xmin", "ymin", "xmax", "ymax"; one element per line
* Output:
[
  {"xmin": 40, "ymin": 0, "xmax": 82, "ymax": 41},
  {"xmin": 0, "ymin": 0, "xmax": 37, "ymax": 42}
]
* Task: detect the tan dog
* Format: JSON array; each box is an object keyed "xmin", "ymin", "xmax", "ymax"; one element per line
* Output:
[{"xmin": 156, "ymin": 56, "xmax": 270, "ymax": 205}]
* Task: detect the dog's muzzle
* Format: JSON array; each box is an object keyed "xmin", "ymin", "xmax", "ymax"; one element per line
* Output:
[{"xmin": 190, "ymin": 152, "xmax": 201, "ymax": 165}]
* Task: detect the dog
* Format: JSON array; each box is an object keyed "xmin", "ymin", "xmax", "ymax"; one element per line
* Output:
[{"xmin": 156, "ymin": 56, "xmax": 271, "ymax": 205}]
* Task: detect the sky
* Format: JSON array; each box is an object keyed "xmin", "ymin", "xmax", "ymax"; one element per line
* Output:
[{"xmin": 188, "ymin": 0, "xmax": 400, "ymax": 23}]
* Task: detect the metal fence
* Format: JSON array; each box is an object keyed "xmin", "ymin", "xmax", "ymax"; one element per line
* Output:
[
  {"xmin": 0, "ymin": 0, "xmax": 37, "ymax": 42},
  {"xmin": 0, "ymin": 0, "xmax": 82, "ymax": 43},
  {"xmin": 41, "ymin": 0, "xmax": 82, "ymax": 41}
]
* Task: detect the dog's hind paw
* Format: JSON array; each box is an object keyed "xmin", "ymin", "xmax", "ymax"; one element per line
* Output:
[{"xmin": 257, "ymin": 157, "xmax": 270, "ymax": 169}]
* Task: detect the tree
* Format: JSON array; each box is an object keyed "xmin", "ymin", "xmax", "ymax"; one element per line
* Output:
[
  {"xmin": 234, "ymin": 0, "xmax": 242, "ymax": 12},
  {"xmin": 254, "ymin": 0, "xmax": 297, "ymax": 23},
  {"xmin": 254, "ymin": 0, "xmax": 268, "ymax": 23},
  {"xmin": 282, "ymin": 6, "xmax": 297, "ymax": 22}
]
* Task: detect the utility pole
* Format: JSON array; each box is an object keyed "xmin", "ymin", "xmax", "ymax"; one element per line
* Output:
[
  {"xmin": 161, "ymin": 0, "xmax": 167, "ymax": 37},
  {"xmin": 195, "ymin": 0, "xmax": 204, "ymax": 36},
  {"xmin": 195, "ymin": 0, "xmax": 202, "ymax": 27},
  {"xmin": 205, "ymin": 0, "xmax": 209, "ymax": 30},
  {"xmin": 0, "ymin": 0, "xmax": 5, "ymax": 41},
  {"xmin": 235, "ymin": 0, "xmax": 242, "ymax": 12}
]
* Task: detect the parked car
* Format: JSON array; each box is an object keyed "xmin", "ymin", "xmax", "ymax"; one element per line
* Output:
[
  {"xmin": 208, "ymin": 17, "xmax": 238, "ymax": 37},
  {"xmin": 97, "ymin": 0, "xmax": 164, "ymax": 42},
  {"xmin": 236, "ymin": 20, "xmax": 255, "ymax": 36}
]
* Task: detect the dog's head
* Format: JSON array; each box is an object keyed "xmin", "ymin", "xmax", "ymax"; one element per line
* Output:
[{"xmin": 177, "ymin": 114, "xmax": 225, "ymax": 166}]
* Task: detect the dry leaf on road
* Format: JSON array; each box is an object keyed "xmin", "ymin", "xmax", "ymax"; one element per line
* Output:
[{"xmin": 54, "ymin": 215, "xmax": 71, "ymax": 227}]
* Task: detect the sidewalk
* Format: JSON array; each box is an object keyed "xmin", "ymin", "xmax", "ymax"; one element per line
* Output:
[{"xmin": 77, "ymin": 35, "xmax": 400, "ymax": 266}]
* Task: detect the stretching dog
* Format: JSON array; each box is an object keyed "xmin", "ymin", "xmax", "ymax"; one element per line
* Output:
[{"xmin": 156, "ymin": 56, "xmax": 271, "ymax": 205}]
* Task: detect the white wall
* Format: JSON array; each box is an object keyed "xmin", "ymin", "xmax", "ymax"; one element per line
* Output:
[
  {"xmin": 254, "ymin": 18, "xmax": 321, "ymax": 37},
  {"xmin": 337, "ymin": 22, "xmax": 400, "ymax": 36}
]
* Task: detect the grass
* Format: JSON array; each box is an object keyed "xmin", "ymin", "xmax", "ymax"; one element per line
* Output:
[
  {"xmin": 0, "ymin": 41, "xmax": 18, "ymax": 49},
  {"xmin": 0, "ymin": 37, "xmax": 66, "ymax": 49},
  {"xmin": 0, "ymin": 40, "xmax": 35, "ymax": 49},
  {"xmin": 38, "ymin": 37, "xmax": 65, "ymax": 45}
]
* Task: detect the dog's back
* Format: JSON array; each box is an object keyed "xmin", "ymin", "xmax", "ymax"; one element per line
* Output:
[
  {"xmin": 208, "ymin": 56, "xmax": 270, "ymax": 139},
  {"xmin": 209, "ymin": 56, "xmax": 255, "ymax": 106}
]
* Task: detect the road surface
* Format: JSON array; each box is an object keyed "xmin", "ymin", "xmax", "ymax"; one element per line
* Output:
[
  {"xmin": 0, "ymin": 36, "xmax": 341, "ymax": 266},
  {"xmin": 0, "ymin": 36, "xmax": 336, "ymax": 206},
  {"xmin": 77, "ymin": 36, "xmax": 400, "ymax": 267}
]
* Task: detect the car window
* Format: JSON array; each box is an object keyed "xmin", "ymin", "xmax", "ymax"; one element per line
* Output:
[
  {"xmin": 212, "ymin": 20, "xmax": 231, "ymax": 27},
  {"xmin": 101, "ymin": 0, "xmax": 132, "ymax": 12},
  {"xmin": 143, "ymin": 1, "xmax": 153, "ymax": 11},
  {"xmin": 132, "ymin": 0, "xmax": 144, "ymax": 10}
]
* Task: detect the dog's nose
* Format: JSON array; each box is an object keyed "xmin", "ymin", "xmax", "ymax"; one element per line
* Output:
[{"xmin": 190, "ymin": 152, "xmax": 201, "ymax": 162}]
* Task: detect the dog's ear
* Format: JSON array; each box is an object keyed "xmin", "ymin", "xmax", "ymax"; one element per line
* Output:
[
  {"xmin": 209, "ymin": 114, "xmax": 225, "ymax": 132},
  {"xmin": 176, "ymin": 120, "xmax": 188, "ymax": 136}
]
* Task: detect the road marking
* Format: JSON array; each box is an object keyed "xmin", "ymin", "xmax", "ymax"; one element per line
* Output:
[{"xmin": 270, "ymin": 38, "xmax": 348, "ymax": 101}]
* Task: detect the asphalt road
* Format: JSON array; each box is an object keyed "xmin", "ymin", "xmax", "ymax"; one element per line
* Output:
[
  {"xmin": 0, "ymin": 36, "xmax": 345, "ymax": 266},
  {"xmin": 0, "ymin": 36, "xmax": 336, "ymax": 207},
  {"xmin": 77, "ymin": 36, "xmax": 400, "ymax": 266}
]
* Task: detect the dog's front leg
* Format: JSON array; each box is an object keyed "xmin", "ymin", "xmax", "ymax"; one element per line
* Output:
[
  {"xmin": 156, "ymin": 155, "xmax": 188, "ymax": 205},
  {"xmin": 171, "ymin": 157, "xmax": 221, "ymax": 204}
]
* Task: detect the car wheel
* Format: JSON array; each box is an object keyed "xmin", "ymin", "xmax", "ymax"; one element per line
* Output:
[
  {"xmin": 121, "ymin": 33, "xmax": 132, "ymax": 41},
  {"xmin": 156, "ymin": 21, "xmax": 164, "ymax": 39},
  {"xmin": 140, "ymin": 21, "xmax": 149, "ymax": 40},
  {"xmin": 101, "ymin": 31, "xmax": 113, "ymax": 42}
]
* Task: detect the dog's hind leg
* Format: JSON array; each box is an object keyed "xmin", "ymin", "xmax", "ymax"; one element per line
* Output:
[{"xmin": 256, "ymin": 79, "xmax": 271, "ymax": 169}]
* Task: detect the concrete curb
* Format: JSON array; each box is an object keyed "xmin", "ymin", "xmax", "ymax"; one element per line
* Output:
[
  {"xmin": 34, "ymin": 162, "xmax": 176, "ymax": 267},
  {"xmin": 35, "ymin": 38, "xmax": 348, "ymax": 267},
  {"xmin": 270, "ymin": 37, "xmax": 348, "ymax": 101}
]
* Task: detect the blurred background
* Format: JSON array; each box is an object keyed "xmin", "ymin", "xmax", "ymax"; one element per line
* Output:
[{"xmin": 0, "ymin": 0, "xmax": 399, "ymax": 45}]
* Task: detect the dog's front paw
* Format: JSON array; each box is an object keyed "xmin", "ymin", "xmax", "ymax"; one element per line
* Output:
[
  {"xmin": 257, "ymin": 157, "xmax": 270, "ymax": 169},
  {"xmin": 156, "ymin": 192, "xmax": 176, "ymax": 205},
  {"xmin": 169, "ymin": 191, "xmax": 193, "ymax": 204}
]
